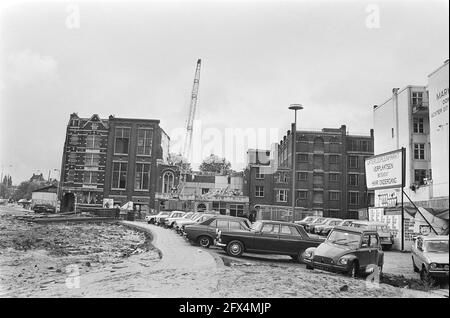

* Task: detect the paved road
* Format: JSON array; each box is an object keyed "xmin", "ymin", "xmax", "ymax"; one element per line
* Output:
[{"xmin": 121, "ymin": 221, "xmax": 218, "ymax": 270}]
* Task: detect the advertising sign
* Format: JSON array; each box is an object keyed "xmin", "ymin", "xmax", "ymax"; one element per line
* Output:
[{"xmin": 365, "ymin": 149, "xmax": 404, "ymax": 190}]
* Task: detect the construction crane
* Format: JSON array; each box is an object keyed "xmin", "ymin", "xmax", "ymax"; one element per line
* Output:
[{"xmin": 182, "ymin": 58, "xmax": 202, "ymax": 160}]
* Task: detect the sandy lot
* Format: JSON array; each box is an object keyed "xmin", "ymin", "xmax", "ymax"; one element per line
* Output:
[{"xmin": 0, "ymin": 207, "xmax": 446, "ymax": 298}]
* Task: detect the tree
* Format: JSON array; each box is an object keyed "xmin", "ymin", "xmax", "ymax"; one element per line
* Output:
[
  {"xmin": 199, "ymin": 154, "xmax": 232, "ymax": 175},
  {"xmin": 168, "ymin": 153, "xmax": 192, "ymax": 173}
]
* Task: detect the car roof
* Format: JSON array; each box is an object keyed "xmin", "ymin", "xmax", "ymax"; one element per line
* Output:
[
  {"xmin": 421, "ymin": 235, "xmax": 449, "ymax": 241},
  {"xmin": 259, "ymin": 220, "xmax": 300, "ymax": 226},
  {"xmin": 333, "ymin": 225, "xmax": 377, "ymax": 234},
  {"xmin": 210, "ymin": 215, "xmax": 248, "ymax": 220},
  {"xmin": 351, "ymin": 220, "xmax": 388, "ymax": 226}
]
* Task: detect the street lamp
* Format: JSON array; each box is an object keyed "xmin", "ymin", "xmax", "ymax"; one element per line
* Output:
[{"xmin": 288, "ymin": 104, "xmax": 303, "ymax": 222}]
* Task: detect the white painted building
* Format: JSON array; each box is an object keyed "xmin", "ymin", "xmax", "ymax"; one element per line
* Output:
[
  {"xmin": 373, "ymin": 85, "xmax": 432, "ymax": 206},
  {"xmin": 427, "ymin": 60, "xmax": 449, "ymax": 202}
]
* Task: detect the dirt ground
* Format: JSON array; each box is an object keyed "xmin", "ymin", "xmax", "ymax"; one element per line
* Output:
[{"xmin": 0, "ymin": 207, "xmax": 446, "ymax": 298}]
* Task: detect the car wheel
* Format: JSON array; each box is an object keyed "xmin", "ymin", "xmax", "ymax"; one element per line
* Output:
[
  {"xmin": 226, "ymin": 240, "xmax": 244, "ymax": 257},
  {"xmin": 306, "ymin": 264, "xmax": 314, "ymax": 270},
  {"xmin": 198, "ymin": 236, "xmax": 212, "ymax": 248},
  {"xmin": 412, "ymin": 257, "xmax": 419, "ymax": 273},
  {"xmin": 348, "ymin": 261, "xmax": 359, "ymax": 278}
]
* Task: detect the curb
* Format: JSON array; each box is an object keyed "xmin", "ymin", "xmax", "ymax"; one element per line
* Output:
[{"xmin": 120, "ymin": 221, "xmax": 163, "ymax": 259}]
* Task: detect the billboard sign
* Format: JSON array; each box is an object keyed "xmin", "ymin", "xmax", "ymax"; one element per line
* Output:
[{"xmin": 365, "ymin": 149, "xmax": 404, "ymax": 190}]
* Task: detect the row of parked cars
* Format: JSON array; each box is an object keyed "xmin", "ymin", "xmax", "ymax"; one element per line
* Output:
[
  {"xmin": 294, "ymin": 216, "xmax": 395, "ymax": 251},
  {"xmin": 144, "ymin": 210, "xmax": 448, "ymax": 282},
  {"xmin": 144, "ymin": 211, "xmax": 390, "ymax": 279}
]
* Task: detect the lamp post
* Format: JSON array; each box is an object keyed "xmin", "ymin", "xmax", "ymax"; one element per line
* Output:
[{"xmin": 288, "ymin": 104, "xmax": 303, "ymax": 222}]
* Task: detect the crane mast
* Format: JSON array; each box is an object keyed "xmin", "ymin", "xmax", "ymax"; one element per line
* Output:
[{"xmin": 182, "ymin": 58, "xmax": 201, "ymax": 160}]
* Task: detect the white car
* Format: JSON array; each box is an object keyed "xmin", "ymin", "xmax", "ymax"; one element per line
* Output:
[
  {"xmin": 146, "ymin": 211, "xmax": 171, "ymax": 224},
  {"xmin": 156, "ymin": 211, "xmax": 185, "ymax": 226},
  {"xmin": 174, "ymin": 213, "xmax": 203, "ymax": 233},
  {"xmin": 165, "ymin": 212, "xmax": 194, "ymax": 228}
]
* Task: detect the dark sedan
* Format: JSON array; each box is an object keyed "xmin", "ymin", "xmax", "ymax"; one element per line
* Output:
[
  {"xmin": 215, "ymin": 220, "xmax": 324, "ymax": 262},
  {"xmin": 184, "ymin": 215, "xmax": 252, "ymax": 248}
]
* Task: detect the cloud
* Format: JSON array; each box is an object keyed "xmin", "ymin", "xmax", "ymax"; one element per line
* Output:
[{"xmin": 2, "ymin": 49, "xmax": 58, "ymax": 87}]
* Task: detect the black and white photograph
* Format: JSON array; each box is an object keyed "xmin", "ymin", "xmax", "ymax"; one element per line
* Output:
[{"xmin": 0, "ymin": 0, "xmax": 448, "ymax": 304}]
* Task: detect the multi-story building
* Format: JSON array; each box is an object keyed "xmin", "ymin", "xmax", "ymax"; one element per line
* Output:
[
  {"xmin": 246, "ymin": 125, "xmax": 374, "ymax": 220},
  {"xmin": 103, "ymin": 116, "xmax": 169, "ymax": 212},
  {"xmin": 370, "ymin": 60, "xmax": 449, "ymax": 249},
  {"xmin": 59, "ymin": 113, "xmax": 110, "ymax": 212}
]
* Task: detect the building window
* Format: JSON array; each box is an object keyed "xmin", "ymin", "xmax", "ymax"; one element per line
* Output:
[
  {"xmin": 67, "ymin": 169, "xmax": 75, "ymax": 182},
  {"xmin": 85, "ymin": 153, "xmax": 100, "ymax": 166},
  {"xmin": 413, "ymin": 117, "xmax": 424, "ymax": 133},
  {"xmin": 313, "ymin": 174, "xmax": 324, "ymax": 187},
  {"xmin": 329, "ymin": 155, "xmax": 339, "ymax": 164},
  {"xmin": 255, "ymin": 186, "xmax": 264, "ymax": 197},
  {"xmin": 414, "ymin": 169, "xmax": 427, "ymax": 185},
  {"xmin": 329, "ymin": 173, "xmax": 339, "ymax": 182},
  {"xmin": 135, "ymin": 163, "xmax": 150, "ymax": 190},
  {"xmin": 68, "ymin": 153, "xmax": 77, "ymax": 164},
  {"xmin": 276, "ymin": 172, "xmax": 288, "ymax": 183},
  {"xmin": 348, "ymin": 192, "xmax": 359, "ymax": 205},
  {"xmin": 114, "ymin": 127, "xmax": 131, "ymax": 154},
  {"xmin": 348, "ymin": 156, "xmax": 359, "ymax": 169},
  {"xmin": 137, "ymin": 129, "xmax": 153, "ymax": 155},
  {"xmin": 213, "ymin": 201, "xmax": 227, "ymax": 215},
  {"xmin": 230, "ymin": 204, "xmax": 244, "ymax": 217},
  {"xmin": 329, "ymin": 192, "xmax": 340, "ymax": 201},
  {"xmin": 162, "ymin": 171, "xmax": 175, "ymax": 193},
  {"xmin": 297, "ymin": 154, "xmax": 309, "ymax": 162},
  {"xmin": 412, "ymin": 92, "xmax": 423, "ymax": 106},
  {"xmin": 255, "ymin": 167, "xmax": 264, "ymax": 179},
  {"xmin": 348, "ymin": 174, "xmax": 359, "ymax": 186},
  {"xmin": 112, "ymin": 162, "xmax": 127, "ymax": 189},
  {"xmin": 297, "ymin": 190, "xmax": 308, "ymax": 200},
  {"xmin": 202, "ymin": 188, "xmax": 209, "ymax": 194},
  {"xmin": 414, "ymin": 143, "xmax": 425, "ymax": 160},
  {"xmin": 297, "ymin": 172, "xmax": 308, "ymax": 181},
  {"xmin": 83, "ymin": 171, "xmax": 98, "ymax": 185},
  {"xmin": 86, "ymin": 134, "xmax": 101, "ymax": 149},
  {"xmin": 313, "ymin": 192, "xmax": 324, "ymax": 204},
  {"xmin": 81, "ymin": 192, "xmax": 96, "ymax": 204},
  {"xmin": 277, "ymin": 190, "xmax": 288, "ymax": 202},
  {"xmin": 69, "ymin": 135, "xmax": 79, "ymax": 145},
  {"xmin": 360, "ymin": 140, "xmax": 371, "ymax": 152}
]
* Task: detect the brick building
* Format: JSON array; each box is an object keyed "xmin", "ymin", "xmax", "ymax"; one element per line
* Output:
[
  {"xmin": 103, "ymin": 116, "xmax": 169, "ymax": 212},
  {"xmin": 59, "ymin": 113, "xmax": 110, "ymax": 212},
  {"xmin": 59, "ymin": 114, "xmax": 169, "ymax": 213},
  {"xmin": 246, "ymin": 125, "xmax": 374, "ymax": 220}
]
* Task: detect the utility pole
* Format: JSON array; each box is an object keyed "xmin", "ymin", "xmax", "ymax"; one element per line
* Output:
[{"xmin": 288, "ymin": 104, "xmax": 303, "ymax": 222}]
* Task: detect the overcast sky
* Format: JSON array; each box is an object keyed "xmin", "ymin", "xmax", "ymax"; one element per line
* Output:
[{"xmin": 0, "ymin": 0, "xmax": 448, "ymax": 184}]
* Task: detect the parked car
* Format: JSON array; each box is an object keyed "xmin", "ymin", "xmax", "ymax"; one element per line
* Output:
[
  {"xmin": 302, "ymin": 226, "xmax": 384, "ymax": 278},
  {"xmin": 173, "ymin": 213, "xmax": 201, "ymax": 232},
  {"xmin": 156, "ymin": 211, "xmax": 185, "ymax": 226},
  {"xmin": 294, "ymin": 216, "xmax": 320, "ymax": 229},
  {"xmin": 165, "ymin": 212, "xmax": 194, "ymax": 228},
  {"xmin": 184, "ymin": 215, "xmax": 252, "ymax": 248},
  {"xmin": 411, "ymin": 235, "xmax": 449, "ymax": 282},
  {"xmin": 177, "ymin": 213, "xmax": 216, "ymax": 234},
  {"xmin": 314, "ymin": 218, "xmax": 342, "ymax": 236},
  {"xmin": 215, "ymin": 220, "xmax": 324, "ymax": 262},
  {"xmin": 306, "ymin": 217, "xmax": 329, "ymax": 234},
  {"xmin": 349, "ymin": 221, "xmax": 394, "ymax": 250},
  {"xmin": 319, "ymin": 219, "xmax": 356, "ymax": 237},
  {"xmin": 145, "ymin": 211, "xmax": 171, "ymax": 224},
  {"xmin": 32, "ymin": 203, "xmax": 56, "ymax": 213}
]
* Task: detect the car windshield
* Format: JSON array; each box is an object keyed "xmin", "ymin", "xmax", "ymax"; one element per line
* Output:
[
  {"xmin": 327, "ymin": 230, "xmax": 361, "ymax": 248},
  {"xmin": 424, "ymin": 240, "xmax": 449, "ymax": 253},
  {"xmin": 313, "ymin": 218, "xmax": 326, "ymax": 223},
  {"xmin": 377, "ymin": 225, "xmax": 389, "ymax": 232},
  {"xmin": 183, "ymin": 213, "xmax": 193, "ymax": 219},
  {"xmin": 303, "ymin": 217, "xmax": 315, "ymax": 222},
  {"xmin": 351, "ymin": 223, "xmax": 368, "ymax": 229},
  {"xmin": 161, "ymin": 212, "xmax": 171, "ymax": 216}
]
